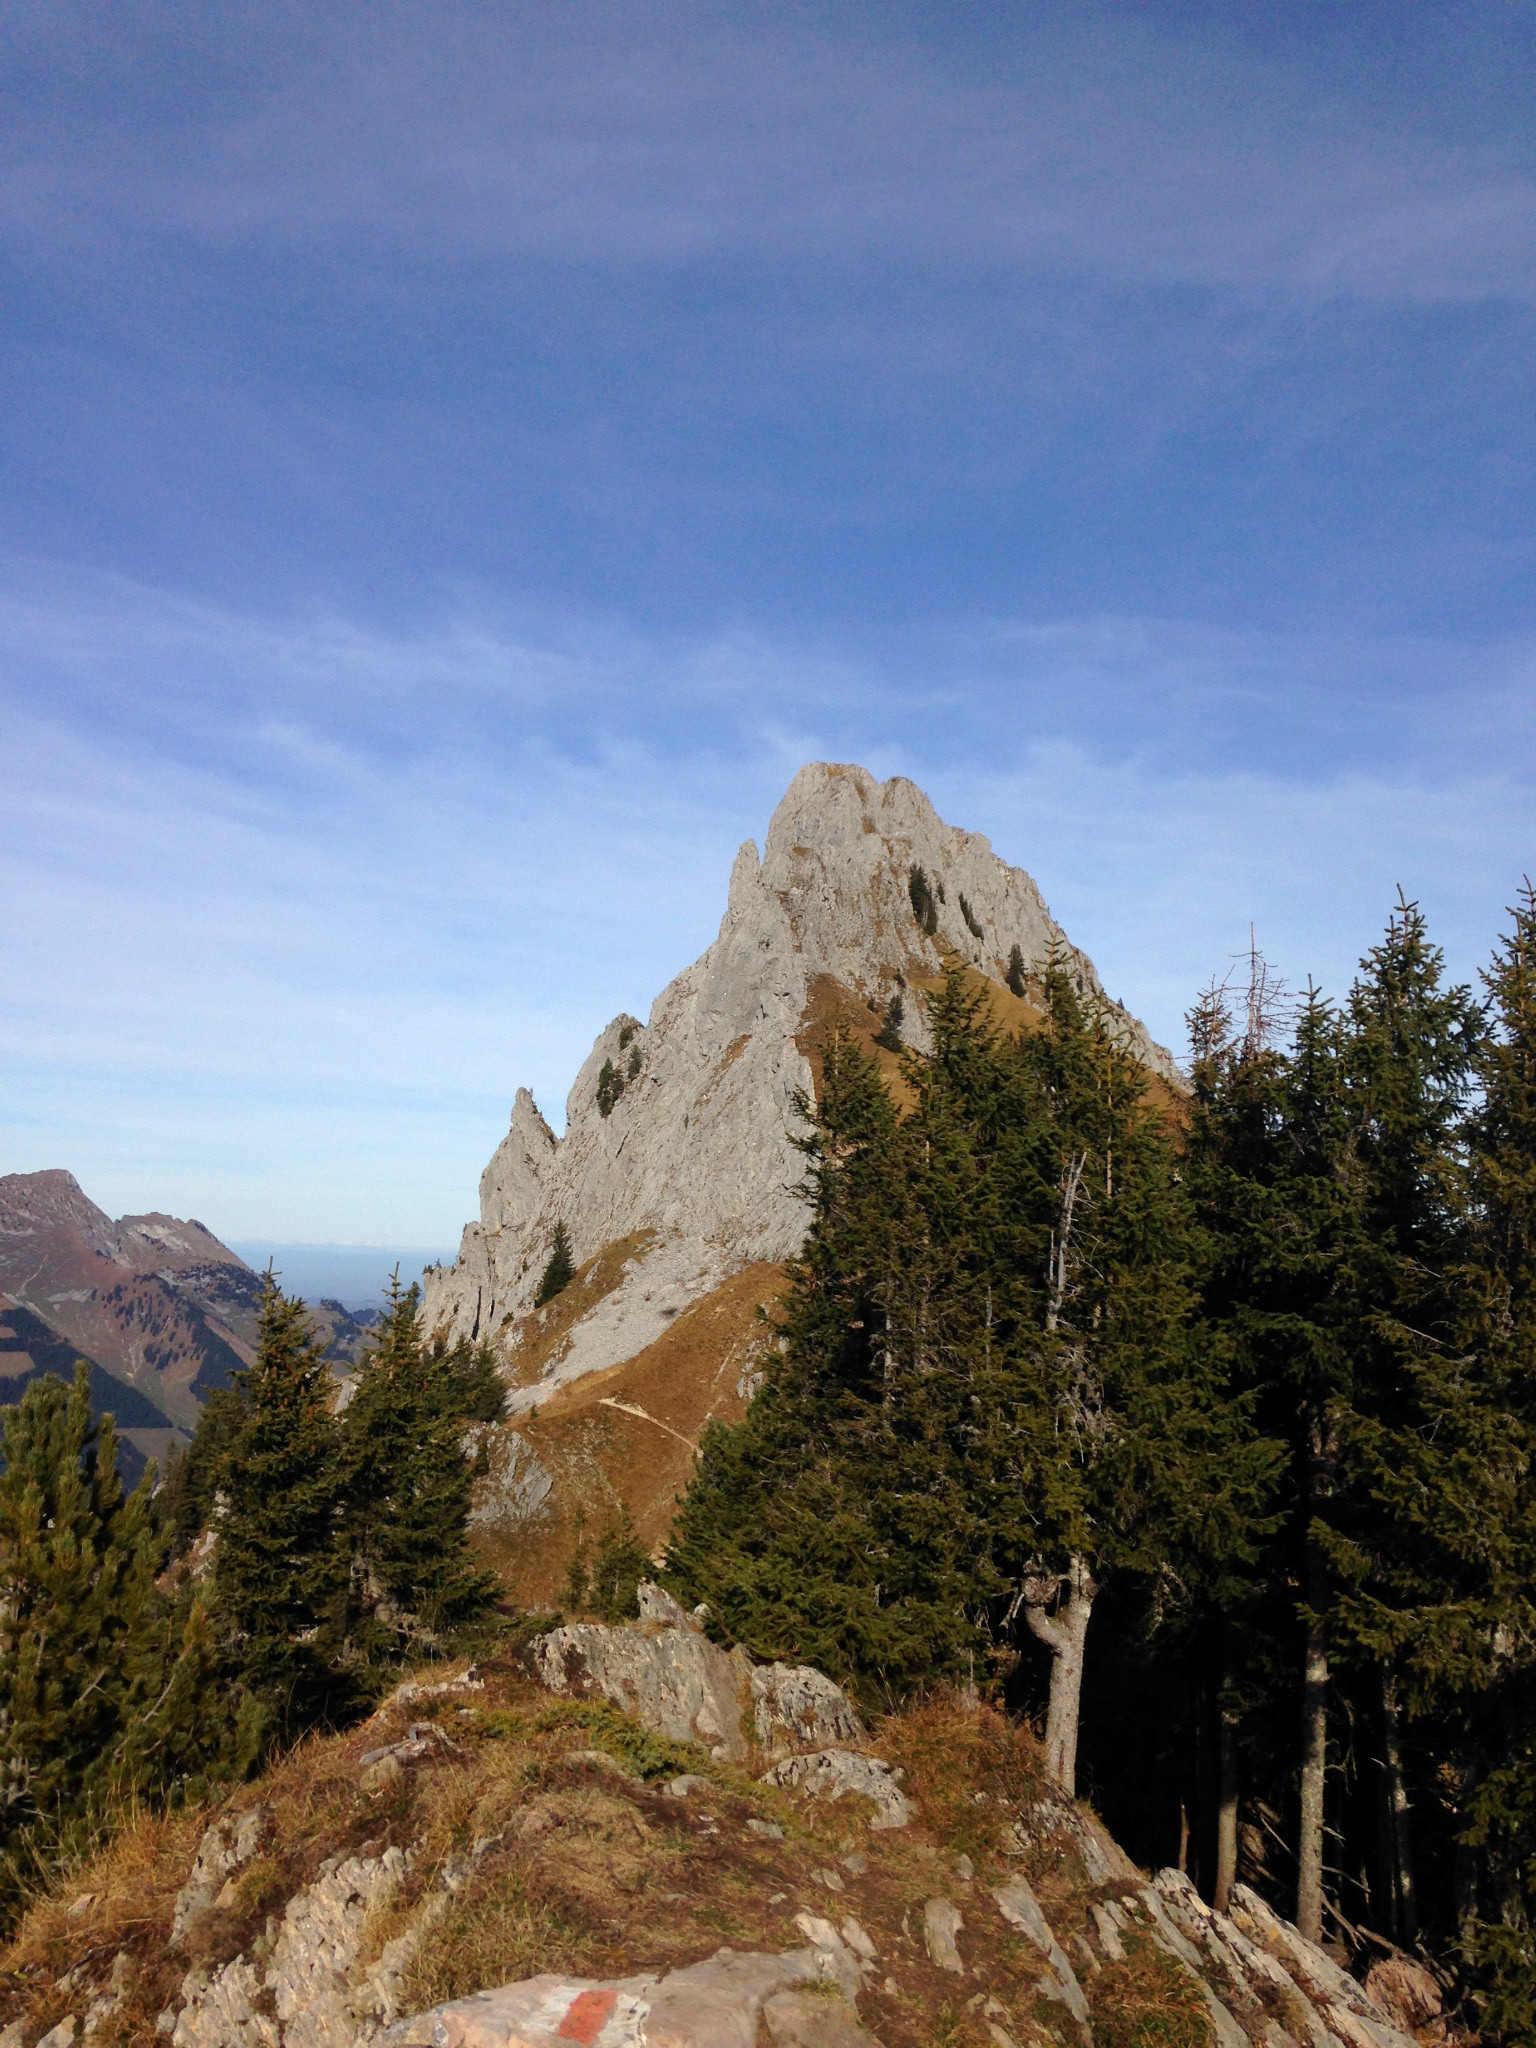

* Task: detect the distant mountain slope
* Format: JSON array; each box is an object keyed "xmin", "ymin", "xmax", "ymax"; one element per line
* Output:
[
  {"xmin": 0, "ymin": 1297, "xmax": 180, "ymax": 1487},
  {"xmin": 0, "ymin": 1172, "xmax": 381, "ymax": 1435},
  {"xmin": 0, "ymin": 1171, "xmax": 253, "ymax": 1430}
]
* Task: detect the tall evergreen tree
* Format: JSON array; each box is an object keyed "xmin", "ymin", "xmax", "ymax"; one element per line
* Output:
[
  {"xmin": 214, "ymin": 1279, "xmax": 349, "ymax": 1751},
  {"xmin": 672, "ymin": 967, "xmax": 1275, "ymax": 1796},
  {"xmin": 0, "ymin": 1366, "xmax": 162, "ymax": 1848},
  {"xmin": 669, "ymin": 1026, "xmax": 983, "ymax": 1690},
  {"xmin": 341, "ymin": 1276, "xmax": 500, "ymax": 1650},
  {"xmin": 1322, "ymin": 897, "xmax": 1482, "ymax": 1944},
  {"xmin": 1187, "ymin": 903, "xmax": 1486, "ymax": 1945},
  {"xmin": 1447, "ymin": 885, "xmax": 1536, "ymax": 2027},
  {"xmin": 1001, "ymin": 962, "xmax": 1278, "ymax": 1794}
]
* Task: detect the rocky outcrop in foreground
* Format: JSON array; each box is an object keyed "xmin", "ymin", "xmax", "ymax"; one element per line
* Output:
[{"xmin": 0, "ymin": 1602, "xmax": 1442, "ymax": 2048}]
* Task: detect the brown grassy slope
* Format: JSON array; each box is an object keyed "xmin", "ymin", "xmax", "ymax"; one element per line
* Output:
[
  {"xmin": 0, "ymin": 1670, "xmax": 1203, "ymax": 2048},
  {"xmin": 475, "ymin": 1260, "xmax": 787, "ymax": 1607}
]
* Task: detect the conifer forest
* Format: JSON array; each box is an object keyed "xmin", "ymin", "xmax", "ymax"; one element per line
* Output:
[{"xmin": 3, "ymin": 890, "xmax": 1535, "ymax": 2035}]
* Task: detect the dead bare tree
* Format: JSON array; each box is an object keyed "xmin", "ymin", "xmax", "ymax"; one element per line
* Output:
[{"xmin": 1014, "ymin": 1554, "xmax": 1099, "ymax": 1794}]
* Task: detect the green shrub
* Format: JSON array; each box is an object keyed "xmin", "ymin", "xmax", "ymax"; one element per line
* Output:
[
  {"xmin": 596, "ymin": 1059, "xmax": 624, "ymax": 1116},
  {"xmin": 535, "ymin": 1223, "xmax": 575, "ymax": 1307},
  {"xmin": 908, "ymin": 866, "xmax": 938, "ymax": 935}
]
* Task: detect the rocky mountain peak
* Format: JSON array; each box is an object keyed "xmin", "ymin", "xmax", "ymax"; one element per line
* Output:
[
  {"xmin": 0, "ymin": 1167, "xmax": 121, "ymax": 1261},
  {"xmin": 423, "ymin": 764, "xmax": 1177, "ymax": 1412}
]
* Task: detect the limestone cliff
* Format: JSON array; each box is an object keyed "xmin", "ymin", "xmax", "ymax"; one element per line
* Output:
[{"xmin": 424, "ymin": 763, "xmax": 1177, "ymax": 1397}]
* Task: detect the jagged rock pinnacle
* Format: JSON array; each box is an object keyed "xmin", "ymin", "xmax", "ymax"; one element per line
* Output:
[{"xmin": 422, "ymin": 762, "xmax": 1176, "ymax": 1379}]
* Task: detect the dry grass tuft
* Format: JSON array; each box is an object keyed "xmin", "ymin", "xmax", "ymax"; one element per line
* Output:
[
  {"xmin": 879, "ymin": 1692, "xmax": 1049, "ymax": 1866},
  {"xmin": 400, "ymin": 1861, "xmax": 601, "ymax": 2014},
  {"xmin": 2, "ymin": 1802, "xmax": 207, "ymax": 1979},
  {"xmin": 1089, "ymin": 1939, "xmax": 1214, "ymax": 2048}
]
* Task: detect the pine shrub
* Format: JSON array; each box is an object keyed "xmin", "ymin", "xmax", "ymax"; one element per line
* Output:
[
  {"xmin": 908, "ymin": 865, "xmax": 938, "ymax": 934},
  {"xmin": 214, "ymin": 1282, "xmax": 352, "ymax": 1744},
  {"xmin": 535, "ymin": 1222, "xmax": 575, "ymax": 1306},
  {"xmin": 959, "ymin": 892, "xmax": 984, "ymax": 939},
  {"xmin": 0, "ymin": 1371, "xmax": 171, "ymax": 1845},
  {"xmin": 340, "ymin": 1277, "xmax": 499, "ymax": 1651},
  {"xmin": 596, "ymin": 1058, "xmax": 621, "ymax": 1117},
  {"xmin": 563, "ymin": 1511, "xmax": 649, "ymax": 1622}
]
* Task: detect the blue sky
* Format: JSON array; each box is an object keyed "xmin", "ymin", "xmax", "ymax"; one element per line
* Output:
[{"xmin": 3, "ymin": 1, "xmax": 1533, "ymax": 1245}]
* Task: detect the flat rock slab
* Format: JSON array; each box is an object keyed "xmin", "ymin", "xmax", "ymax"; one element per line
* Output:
[
  {"xmin": 922, "ymin": 1898, "xmax": 964, "ymax": 1975},
  {"xmin": 763, "ymin": 1991, "xmax": 883, "ymax": 2046},
  {"xmin": 384, "ymin": 1946, "xmax": 861, "ymax": 2048}
]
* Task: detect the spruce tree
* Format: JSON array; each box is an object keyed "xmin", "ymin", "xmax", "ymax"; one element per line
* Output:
[
  {"xmin": 669, "ymin": 1029, "xmax": 988, "ymax": 1689},
  {"xmin": 0, "ymin": 1366, "xmax": 163, "ymax": 1849},
  {"xmin": 161, "ymin": 1385, "xmax": 243, "ymax": 1559},
  {"xmin": 1006, "ymin": 944, "xmax": 1027, "ymax": 999},
  {"xmin": 1000, "ymin": 960, "xmax": 1278, "ymax": 1795},
  {"xmin": 536, "ymin": 1222, "xmax": 576, "ymax": 1306},
  {"xmin": 1187, "ymin": 904, "xmax": 1486, "ymax": 1945},
  {"xmin": 1447, "ymin": 886, "xmax": 1536, "ymax": 2018},
  {"xmin": 214, "ymin": 1279, "xmax": 349, "ymax": 1746},
  {"xmin": 672, "ymin": 967, "xmax": 1274, "ymax": 1779},
  {"xmin": 340, "ymin": 1276, "xmax": 499, "ymax": 1650}
]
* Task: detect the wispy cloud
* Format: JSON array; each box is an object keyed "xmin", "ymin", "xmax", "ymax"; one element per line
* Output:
[
  {"xmin": 4, "ymin": 563, "xmax": 1529, "ymax": 1237},
  {"xmin": 4, "ymin": 6, "xmax": 1534, "ymax": 304}
]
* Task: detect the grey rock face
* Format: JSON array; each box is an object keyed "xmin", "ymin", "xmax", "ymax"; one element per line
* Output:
[
  {"xmin": 424, "ymin": 765, "xmax": 1180, "ymax": 1393},
  {"xmin": 172, "ymin": 1848, "xmax": 409, "ymax": 2048},
  {"xmin": 464, "ymin": 1428, "xmax": 551, "ymax": 1530},
  {"xmin": 171, "ymin": 1807, "xmax": 273, "ymax": 1948},
  {"xmin": 635, "ymin": 1581, "xmax": 699, "ymax": 1629},
  {"xmin": 760, "ymin": 1748, "xmax": 914, "ymax": 1831},
  {"xmin": 527, "ymin": 1618, "xmax": 752, "ymax": 1761},
  {"xmin": 1222, "ymin": 1881, "xmax": 1418, "ymax": 2048},
  {"xmin": 750, "ymin": 1663, "xmax": 867, "ymax": 1757}
]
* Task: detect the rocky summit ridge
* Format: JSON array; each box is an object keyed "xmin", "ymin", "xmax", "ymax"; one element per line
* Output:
[
  {"xmin": 0, "ymin": 1596, "xmax": 1443, "ymax": 2048},
  {"xmin": 424, "ymin": 762, "xmax": 1177, "ymax": 1402}
]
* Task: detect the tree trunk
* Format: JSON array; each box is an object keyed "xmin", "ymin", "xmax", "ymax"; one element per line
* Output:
[
  {"xmin": 1214, "ymin": 1654, "xmax": 1240, "ymax": 1912},
  {"xmin": 1378, "ymin": 1658, "xmax": 1417, "ymax": 1943},
  {"xmin": 1019, "ymin": 1554, "xmax": 1098, "ymax": 1796},
  {"xmin": 1296, "ymin": 1411, "xmax": 1336, "ymax": 1947},
  {"xmin": 1296, "ymin": 1605, "xmax": 1329, "ymax": 1945}
]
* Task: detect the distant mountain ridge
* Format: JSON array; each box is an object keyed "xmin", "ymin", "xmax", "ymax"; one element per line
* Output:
[{"xmin": 0, "ymin": 1172, "xmax": 384, "ymax": 1455}]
